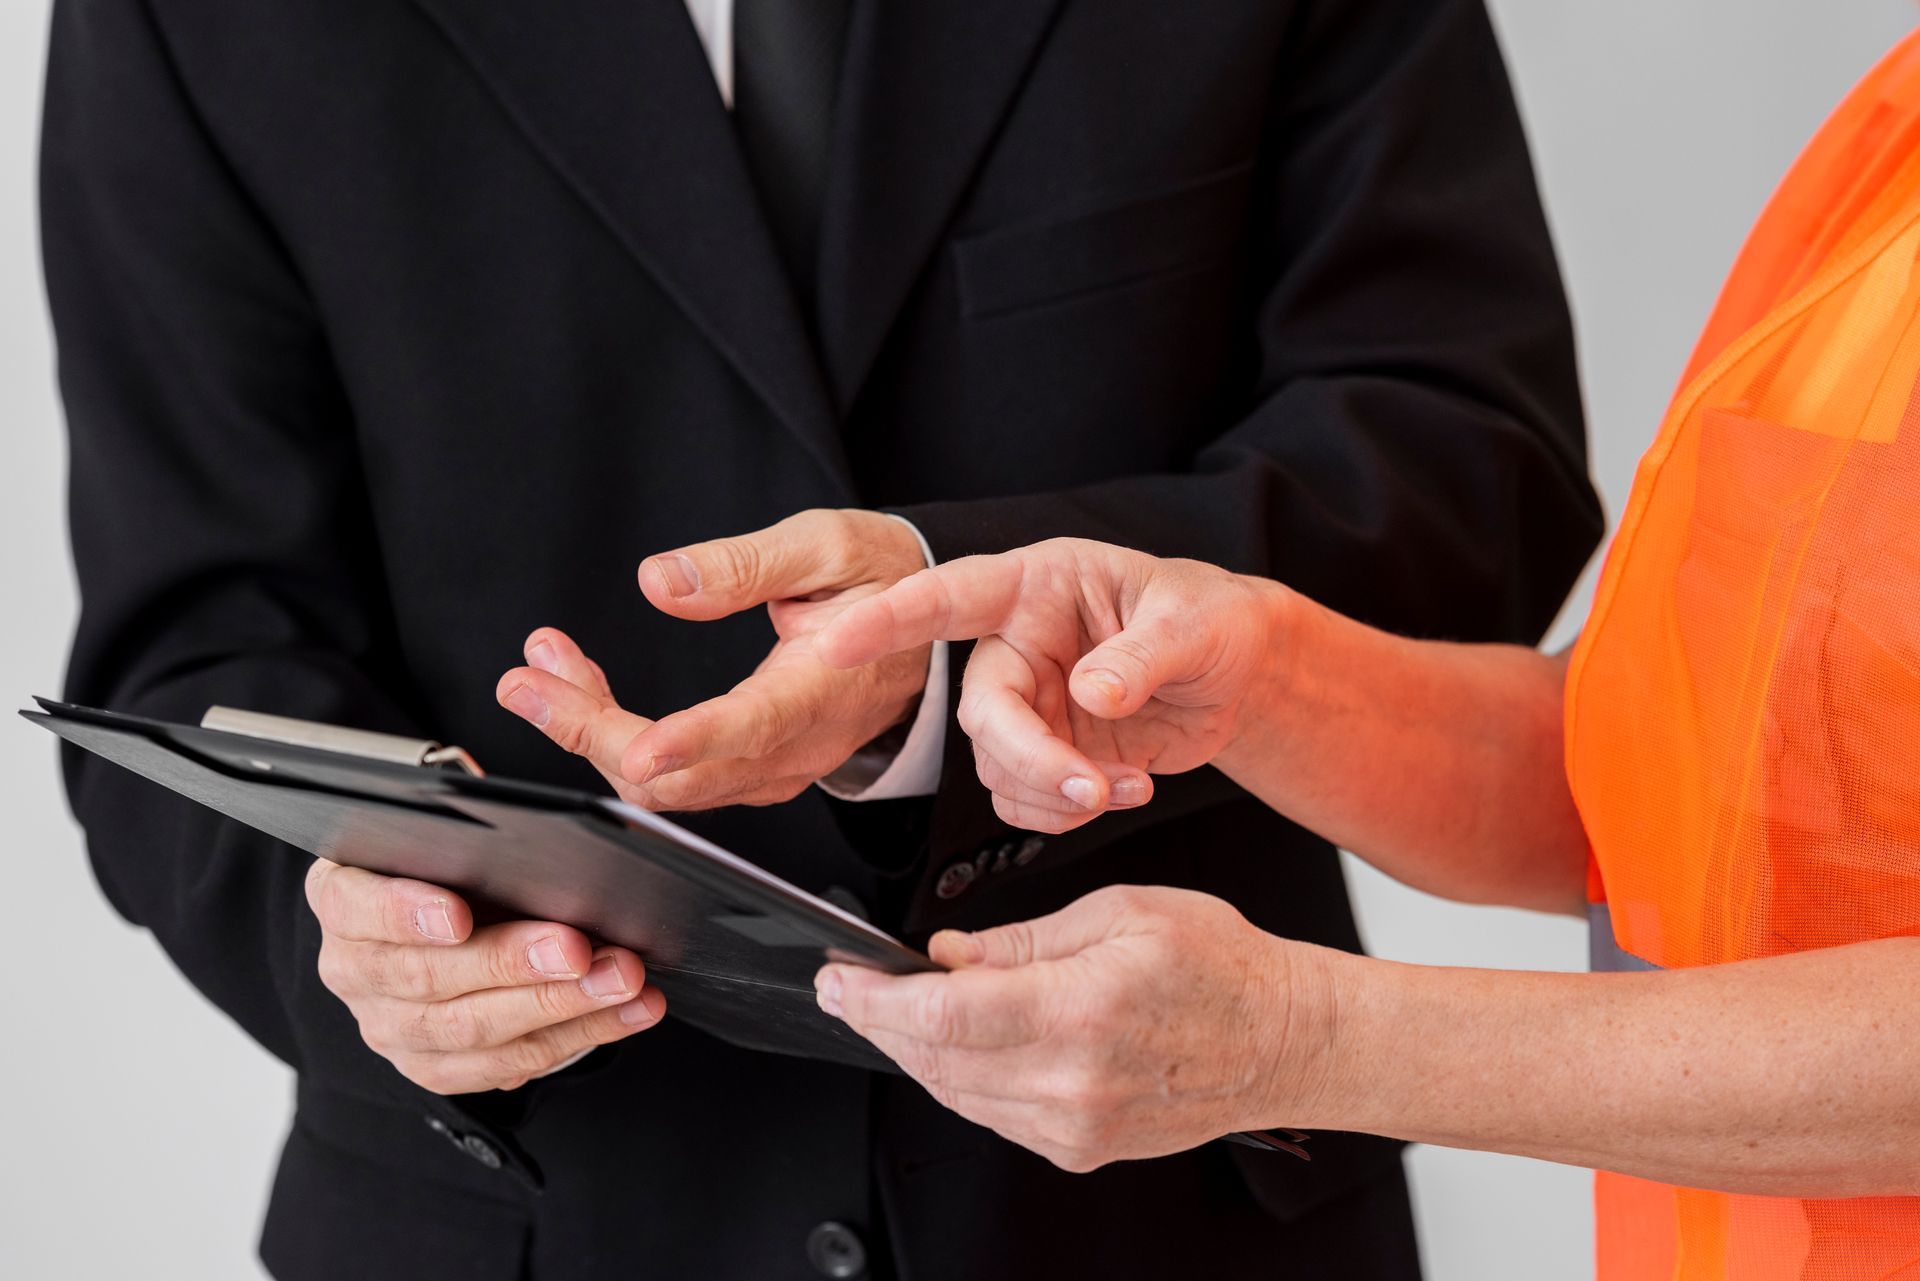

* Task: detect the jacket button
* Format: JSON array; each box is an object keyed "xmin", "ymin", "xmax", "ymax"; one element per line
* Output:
[
  {"xmin": 934, "ymin": 860, "xmax": 976, "ymax": 899},
  {"xmin": 805, "ymin": 1221, "xmax": 867, "ymax": 1279},
  {"xmin": 460, "ymin": 1134, "xmax": 504, "ymax": 1170},
  {"xmin": 424, "ymin": 1115, "xmax": 503, "ymax": 1170},
  {"xmin": 1013, "ymin": 835, "xmax": 1045, "ymax": 867}
]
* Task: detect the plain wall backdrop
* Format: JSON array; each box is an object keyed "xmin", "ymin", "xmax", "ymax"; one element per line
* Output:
[{"xmin": 2, "ymin": 3, "xmax": 1913, "ymax": 1277}]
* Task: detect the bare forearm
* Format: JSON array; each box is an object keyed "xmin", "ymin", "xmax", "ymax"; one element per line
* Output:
[
  {"xmin": 1293, "ymin": 937, "xmax": 1920, "ymax": 1197},
  {"xmin": 1217, "ymin": 585, "xmax": 1587, "ymax": 912}
]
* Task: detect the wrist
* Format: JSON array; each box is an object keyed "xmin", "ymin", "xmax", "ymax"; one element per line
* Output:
[
  {"xmin": 1237, "ymin": 932, "xmax": 1352, "ymax": 1133},
  {"xmin": 869, "ymin": 509, "xmax": 935, "ymax": 581},
  {"xmin": 1214, "ymin": 576, "xmax": 1307, "ymax": 779}
]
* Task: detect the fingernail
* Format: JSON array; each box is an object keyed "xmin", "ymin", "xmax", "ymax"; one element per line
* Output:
[
  {"xmin": 1109, "ymin": 775, "xmax": 1150, "ymax": 807},
  {"xmin": 529, "ymin": 934, "xmax": 576, "ymax": 978},
  {"xmin": 633, "ymin": 753, "xmax": 685, "ymax": 785},
  {"xmin": 620, "ymin": 989, "xmax": 666, "ymax": 1026},
  {"xmin": 815, "ymin": 968, "xmax": 844, "ymax": 1018},
  {"xmin": 1060, "ymin": 775, "xmax": 1102, "ymax": 810},
  {"xmin": 505, "ymin": 682, "xmax": 550, "ymax": 728},
  {"xmin": 653, "ymin": 554, "xmax": 701, "ymax": 598},
  {"xmin": 1082, "ymin": 669, "xmax": 1128, "ymax": 705},
  {"xmin": 413, "ymin": 900, "xmax": 456, "ymax": 942},
  {"xmin": 579, "ymin": 955, "xmax": 631, "ymax": 999},
  {"xmin": 527, "ymin": 640, "xmax": 559, "ymax": 674}
]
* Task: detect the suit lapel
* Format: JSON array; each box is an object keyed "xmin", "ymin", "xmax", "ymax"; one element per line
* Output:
[
  {"xmin": 409, "ymin": 0, "xmax": 851, "ymax": 489},
  {"xmin": 815, "ymin": 0, "xmax": 1068, "ymax": 413}
]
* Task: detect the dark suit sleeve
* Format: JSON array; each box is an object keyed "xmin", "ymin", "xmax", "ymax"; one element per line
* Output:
[
  {"xmin": 42, "ymin": 0, "xmax": 540, "ymax": 1178},
  {"xmin": 893, "ymin": 0, "xmax": 1602, "ymax": 874},
  {"xmin": 900, "ymin": 0, "xmax": 1601, "ymax": 643}
]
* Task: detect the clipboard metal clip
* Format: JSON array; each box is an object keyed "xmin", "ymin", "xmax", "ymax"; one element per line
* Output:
[{"xmin": 201, "ymin": 706, "xmax": 485, "ymax": 777}]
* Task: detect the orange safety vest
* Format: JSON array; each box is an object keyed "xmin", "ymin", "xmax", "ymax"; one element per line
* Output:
[{"xmin": 1566, "ymin": 25, "xmax": 1920, "ymax": 1281}]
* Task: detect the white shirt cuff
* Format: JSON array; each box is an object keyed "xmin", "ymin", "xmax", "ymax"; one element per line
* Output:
[{"xmin": 817, "ymin": 516, "xmax": 949, "ymax": 802}]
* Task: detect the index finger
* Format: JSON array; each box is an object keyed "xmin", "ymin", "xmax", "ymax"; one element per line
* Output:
[
  {"xmin": 304, "ymin": 858, "xmax": 474, "ymax": 946},
  {"xmin": 818, "ymin": 962, "xmax": 1051, "ymax": 1050},
  {"xmin": 816, "ymin": 554, "xmax": 1030, "ymax": 669}
]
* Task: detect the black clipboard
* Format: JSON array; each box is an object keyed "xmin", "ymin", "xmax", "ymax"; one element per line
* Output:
[{"xmin": 24, "ymin": 698, "xmax": 937, "ymax": 1072}]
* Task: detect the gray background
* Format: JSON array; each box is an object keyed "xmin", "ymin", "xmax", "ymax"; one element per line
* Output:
[{"xmin": 2, "ymin": 3, "xmax": 1912, "ymax": 1277}]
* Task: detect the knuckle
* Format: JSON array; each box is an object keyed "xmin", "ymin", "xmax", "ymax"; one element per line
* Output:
[
  {"xmin": 495, "ymin": 1036, "xmax": 560, "ymax": 1082},
  {"xmin": 315, "ymin": 943, "xmax": 353, "ymax": 997},
  {"xmin": 913, "ymin": 983, "xmax": 965, "ymax": 1046},
  {"xmin": 895, "ymin": 1039, "xmax": 947, "ymax": 1088},
  {"xmin": 550, "ymin": 714, "xmax": 595, "ymax": 758},
  {"xmin": 821, "ymin": 510, "xmax": 867, "ymax": 575},
  {"xmin": 648, "ymin": 776, "xmax": 703, "ymax": 812},
  {"xmin": 925, "ymin": 1082, "xmax": 963, "ymax": 1114},
  {"xmin": 530, "ymin": 978, "xmax": 585, "ymax": 1025},
  {"xmin": 1057, "ymin": 1063, "xmax": 1117, "ymax": 1116},
  {"xmin": 405, "ymin": 1056, "xmax": 463, "ymax": 1096},
  {"xmin": 1060, "ymin": 1111, "xmax": 1109, "ymax": 1157},
  {"xmin": 745, "ymin": 688, "xmax": 799, "ymax": 751},
  {"xmin": 1053, "ymin": 1148, "xmax": 1105, "ymax": 1175},
  {"xmin": 357, "ymin": 1015, "xmax": 402, "ymax": 1061},
  {"xmin": 1099, "ymin": 634, "xmax": 1158, "ymax": 677},
  {"xmin": 956, "ymin": 692, "xmax": 986, "ymax": 737},
  {"xmin": 1091, "ymin": 884, "xmax": 1149, "ymax": 918},
  {"xmin": 997, "ymin": 922, "xmax": 1036, "ymax": 967},
  {"xmin": 757, "ymin": 776, "xmax": 811, "ymax": 805},
  {"xmin": 393, "ymin": 944, "xmax": 441, "ymax": 1000},
  {"xmin": 440, "ymin": 1002, "xmax": 493, "ymax": 1052},
  {"xmin": 1010, "ymin": 738, "xmax": 1054, "ymax": 789},
  {"xmin": 710, "ymin": 536, "xmax": 762, "ymax": 592},
  {"xmin": 303, "ymin": 861, "xmax": 333, "ymax": 916},
  {"xmin": 357, "ymin": 941, "xmax": 398, "ymax": 994}
]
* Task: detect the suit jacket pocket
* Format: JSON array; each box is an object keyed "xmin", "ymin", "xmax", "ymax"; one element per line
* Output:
[
  {"xmin": 952, "ymin": 161, "xmax": 1256, "ymax": 321},
  {"xmin": 260, "ymin": 1096, "xmax": 529, "ymax": 1281}
]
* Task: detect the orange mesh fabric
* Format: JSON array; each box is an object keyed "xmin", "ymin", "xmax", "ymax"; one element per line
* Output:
[{"xmin": 1567, "ymin": 26, "xmax": 1920, "ymax": 1281}]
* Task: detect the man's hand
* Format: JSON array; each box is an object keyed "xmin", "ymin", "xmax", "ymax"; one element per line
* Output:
[
  {"xmin": 814, "ymin": 886, "xmax": 1336, "ymax": 1173},
  {"xmin": 306, "ymin": 859, "xmax": 665, "ymax": 1094},
  {"xmin": 815, "ymin": 538, "xmax": 1288, "ymax": 832},
  {"xmin": 497, "ymin": 509, "xmax": 932, "ymax": 810}
]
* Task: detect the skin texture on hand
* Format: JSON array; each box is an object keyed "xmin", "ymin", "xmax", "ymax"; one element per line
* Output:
[
  {"xmin": 820, "ymin": 535, "xmax": 1588, "ymax": 913},
  {"xmin": 820, "ymin": 887, "xmax": 1920, "ymax": 1195},
  {"xmin": 816, "ymin": 538, "xmax": 1287, "ymax": 833},
  {"xmin": 814, "ymin": 885, "xmax": 1333, "ymax": 1172},
  {"xmin": 497, "ymin": 508, "xmax": 932, "ymax": 810},
  {"xmin": 305, "ymin": 858, "xmax": 665, "ymax": 1093}
]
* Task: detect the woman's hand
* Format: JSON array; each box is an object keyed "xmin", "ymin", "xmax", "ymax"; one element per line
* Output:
[
  {"xmin": 816, "ymin": 539, "xmax": 1289, "ymax": 832},
  {"xmin": 814, "ymin": 885, "xmax": 1337, "ymax": 1172}
]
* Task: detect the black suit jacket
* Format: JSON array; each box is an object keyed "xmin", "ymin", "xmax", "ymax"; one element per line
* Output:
[{"xmin": 43, "ymin": 1, "xmax": 1602, "ymax": 1278}]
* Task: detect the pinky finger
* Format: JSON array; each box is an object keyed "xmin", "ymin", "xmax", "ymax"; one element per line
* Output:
[{"xmin": 492, "ymin": 985, "xmax": 668, "ymax": 1087}]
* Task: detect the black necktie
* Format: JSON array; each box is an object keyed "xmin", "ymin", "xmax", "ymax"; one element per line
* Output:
[{"xmin": 733, "ymin": 0, "xmax": 852, "ymax": 309}]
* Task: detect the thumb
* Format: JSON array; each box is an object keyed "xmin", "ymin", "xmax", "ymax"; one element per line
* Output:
[
  {"xmin": 927, "ymin": 893, "xmax": 1129, "ymax": 970},
  {"xmin": 640, "ymin": 509, "xmax": 867, "ymax": 621},
  {"xmin": 1068, "ymin": 605, "xmax": 1214, "ymax": 720}
]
